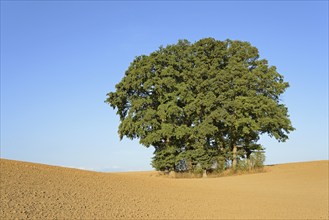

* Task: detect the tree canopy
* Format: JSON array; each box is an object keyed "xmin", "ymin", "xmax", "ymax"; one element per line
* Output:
[{"xmin": 106, "ymin": 38, "xmax": 294, "ymax": 174}]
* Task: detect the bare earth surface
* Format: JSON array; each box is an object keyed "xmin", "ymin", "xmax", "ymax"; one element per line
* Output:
[{"xmin": 1, "ymin": 159, "xmax": 328, "ymax": 219}]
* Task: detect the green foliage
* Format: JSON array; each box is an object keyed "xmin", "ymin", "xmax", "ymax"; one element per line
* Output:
[
  {"xmin": 251, "ymin": 151, "xmax": 266, "ymax": 169},
  {"xmin": 151, "ymin": 146, "xmax": 177, "ymax": 171},
  {"xmin": 105, "ymin": 38, "xmax": 294, "ymax": 175},
  {"xmin": 236, "ymin": 159, "xmax": 249, "ymax": 171},
  {"xmin": 193, "ymin": 165, "xmax": 204, "ymax": 175},
  {"xmin": 211, "ymin": 156, "xmax": 226, "ymax": 173}
]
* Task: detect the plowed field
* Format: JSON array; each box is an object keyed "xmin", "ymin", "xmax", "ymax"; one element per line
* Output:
[{"xmin": 1, "ymin": 159, "xmax": 328, "ymax": 219}]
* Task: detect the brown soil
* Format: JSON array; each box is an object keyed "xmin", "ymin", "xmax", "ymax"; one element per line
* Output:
[{"xmin": 1, "ymin": 159, "xmax": 328, "ymax": 219}]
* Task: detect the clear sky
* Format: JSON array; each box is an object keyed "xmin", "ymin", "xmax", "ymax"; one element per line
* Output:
[{"xmin": 1, "ymin": 1, "xmax": 328, "ymax": 172}]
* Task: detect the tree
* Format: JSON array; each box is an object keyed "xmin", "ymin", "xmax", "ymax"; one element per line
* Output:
[
  {"xmin": 105, "ymin": 38, "xmax": 294, "ymax": 174},
  {"xmin": 206, "ymin": 39, "xmax": 295, "ymax": 169}
]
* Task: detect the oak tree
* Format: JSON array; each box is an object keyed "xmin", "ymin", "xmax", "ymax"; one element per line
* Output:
[{"xmin": 106, "ymin": 38, "xmax": 294, "ymax": 173}]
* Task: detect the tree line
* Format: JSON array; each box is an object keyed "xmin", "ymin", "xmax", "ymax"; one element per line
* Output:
[{"xmin": 106, "ymin": 38, "xmax": 294, "ymax": 176}]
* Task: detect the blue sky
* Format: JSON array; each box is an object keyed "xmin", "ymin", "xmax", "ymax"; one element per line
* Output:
[{"xmin": 1, "ymin": 1, "xmax": 328, "ymax": 171}]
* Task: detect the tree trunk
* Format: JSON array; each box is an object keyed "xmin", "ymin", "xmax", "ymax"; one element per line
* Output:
[
  {"xmin": 232, "ymin": 145, "xmax": 237, "ymax": 170},
  {"xmin": 246, "ymin": 158, "xmax": 251, "ymax": 170},
  {"xmin": 202, "ymin": 169, "xmax": 207, "ymax": 178},
  {"xmin": 246, "ymin": 152, "xmax": 252, "ymax": 170}
]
